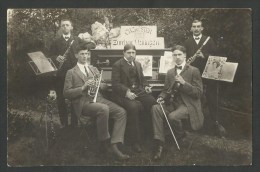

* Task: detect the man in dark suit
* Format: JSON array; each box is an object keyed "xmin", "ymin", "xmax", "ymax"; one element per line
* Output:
[
  {"xmin": 49, "ymin": 19, "xmax": 86, "ymax": 128},
  {"xmin": 184, "ymin": 20, "xmax": 225, "ymax": 136},
  {"xmin": 151, "ymin": 45, "xmax": 203, "ymax": 160},
  {"xmin": 112, "ymin": 43, "xmax": 157, "ymax": 152},
  {"xmin": 63, "ymin": 42, "xmax": 129, "ymax": 160}
]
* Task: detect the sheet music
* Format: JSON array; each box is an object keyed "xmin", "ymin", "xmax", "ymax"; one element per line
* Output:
[
  {"xmin": 159, "ymin": 51, "xmax": 175, "ymax": 74},
  {"xmin": 135, "ymin": 55, "xmax": 153, "ymax": 77},
  {"xmin": 27, "ymin": 51, "xmax": 55, "ymax": 74},
  {"xmin": 202, "ymin": 56, "xmax": 238, "ymax": 82}
]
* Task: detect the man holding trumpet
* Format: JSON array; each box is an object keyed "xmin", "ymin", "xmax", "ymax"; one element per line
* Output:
[
  {"xmin": 63, "ymin": 42, "xmax": 129, "ymax": 160},
  {"xmin": 151, "ymin": 45, "xmax": 204, "ymax": 160}
]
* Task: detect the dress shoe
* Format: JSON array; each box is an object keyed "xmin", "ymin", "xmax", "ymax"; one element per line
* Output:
[
  {"xmin": 111, "ymin": 144, "xmax": 130, "ymax": 160},
  {"xmin": 153, "ymin": 145, "xmax": 163, "ymax": 160},
  {"xmin": 132, "ymin": 143, "xmax": 142, "ymax": 153},
  {"xmin": 215, "ymin": 121, "xmax": 226, "ymax": 137}
]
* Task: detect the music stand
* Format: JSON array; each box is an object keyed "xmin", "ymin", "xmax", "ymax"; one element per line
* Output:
[
  {"xmin": 202, "ymin": 56, "xmax": 238, "ymax": 136},
  {"xmin": 27, "ymin": 51, "xmax": 57, "ymax": 76}
]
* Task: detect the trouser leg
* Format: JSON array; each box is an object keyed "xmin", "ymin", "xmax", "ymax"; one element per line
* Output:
[
  {"xmin": 168, "ymin": 104, "xmax": 189, "ymax": 136},
  {"xmin": 82, "ymin": 102, "xmax": 110, "ymax": 141},
  {"xmin": 55, "ymin": 77, "xmax": 68, "ymax": 126},
  {"xmin": 97, "ymin": 97, "xmax": 127, "ymax": 144},
  {"xmin": 152, "ymin": 104, "xmax": 170, "ymax": 143}
]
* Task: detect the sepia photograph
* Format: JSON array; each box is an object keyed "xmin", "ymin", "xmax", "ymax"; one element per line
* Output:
[{"xmin": 6, "ymin": 8, "xmax": 252, "ymax": 167}]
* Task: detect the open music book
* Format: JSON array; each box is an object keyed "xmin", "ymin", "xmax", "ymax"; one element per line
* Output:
[{"xmin": 27, "ymin": 51, "xmax": 57, "ymax": 75}]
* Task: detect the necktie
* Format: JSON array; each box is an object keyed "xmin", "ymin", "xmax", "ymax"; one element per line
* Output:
[
  {"xmin": 128, "ymin": 61, "xmax": 133, "ymax": 66},
  {"xmin": 176, "ymin": 65, "xmax": 182, "ymax": 70},
  {"xmin": 84, "ymin": 66, "xmax": 88, "ymax": 76}
]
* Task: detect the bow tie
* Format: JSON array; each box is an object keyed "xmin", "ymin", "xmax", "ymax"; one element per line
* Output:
[
  {"xmin": 195, "ymin": 37, "xmax": 200, "ymax": 40},
  {"xmin": 64, "ymin": 36, "xmax": 70, "ymax": 40},
  {"xmin": 176, "ymin": 65, "xmax": 182, "ymax": 70}
]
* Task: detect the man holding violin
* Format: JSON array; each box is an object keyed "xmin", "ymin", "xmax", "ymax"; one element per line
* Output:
[
  {"xmin": 63, "ymin": 42, "xmax": 129, "ymax": 160},
  {"xmin": 151, "ymin": 45, "xmax": 203, "ymax": 160}
]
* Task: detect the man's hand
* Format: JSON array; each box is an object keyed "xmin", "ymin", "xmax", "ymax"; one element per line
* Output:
[
  {"xmin": 175, "ymin": 75, "xmax": 186, "ymax": 85},
  {"xmin": 145, "ymin": 86, "xmax": 153, "ymax": 93},
  {"xmin": 156, "ymin": 97, "xmax": 165, "ymax": 104},
  {"xmin": 195, "ymin": 50, "xmax": 205, "ymax": 59},
  {"xmin": 125, "ymin": 89, "xmax": 138, "ymax": 100},
  {"xmin": 100, "ymin": 83, "xmax": 108, "ymax": 91},
  {"xmin": 56, "ymin": 55, "xmax": 66, "ymax": 63},
  {"xmin": 82, "ymin": 78, "xmax": 95, "ymax": 91}
]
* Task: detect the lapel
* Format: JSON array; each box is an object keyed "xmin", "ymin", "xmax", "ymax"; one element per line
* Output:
[
  {"xmin": 133, "ymin": 61, "xmax": 142, "ymax": 82},
  {"xmin": 179, "ymin": 64, "xmax": 189, "ymax": 77},
  {"xmin": 197, "ymin": 35, "xmax": 207, "ymax": 48},
  {"xmin": 121, "ymin": 59, "xmax": 132, "ymax": 79},
  {"xmin": 74, "ymin": 65, "xmax": 87, "ymax": 82}
]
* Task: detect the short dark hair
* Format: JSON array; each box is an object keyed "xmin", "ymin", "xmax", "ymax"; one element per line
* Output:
[
  {"xmin": 123, "ymin": 43, "xmax": 136, "ymax": 52},
  {"xmin": 171, "ymin": 45, "xmax": 186, "ymax": 54},
  {"xmin": 61, "ymin": 19, "xmax": 73, "ymax": 26},
  {"xmin": 75, "ymin": 42, "xmax": 93, "ymax": 54},
  {"xmin": 192, "ymin": 19, "xmax": 203, "ymax": 26}
]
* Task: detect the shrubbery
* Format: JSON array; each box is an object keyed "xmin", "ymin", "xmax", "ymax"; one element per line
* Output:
[{"xmin": 8, "ymin": 109, "xmax": 35, "ymax": 139}]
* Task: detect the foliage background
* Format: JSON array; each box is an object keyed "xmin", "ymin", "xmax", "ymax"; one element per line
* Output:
[{"xmin": 7, "ymin": 8, "xmax": 252, "ymax": 113}]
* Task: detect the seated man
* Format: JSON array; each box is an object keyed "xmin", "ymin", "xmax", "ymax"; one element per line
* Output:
[
  {"xmin": 111, "ymin": 43, "xmax": 157, "ymax": 153},
  {"xmin": 63, "ymin": 42, "xmax": 129, "ymax": 160},
  {"xmin": 151, "ymin": 45, "xmax": 204, "ymax": 160}
]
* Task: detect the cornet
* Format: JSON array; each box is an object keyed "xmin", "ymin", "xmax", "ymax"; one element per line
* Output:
[{"xmin": 85, "ymin": 70, "xmax": 103, "ymax": 103}]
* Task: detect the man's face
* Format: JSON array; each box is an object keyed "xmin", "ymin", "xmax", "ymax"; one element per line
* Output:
[
  {"xmin": 60, "ymin": 20, "xmax": 73, "ymax": 35},
  {"xmin": 191, "ymin": 22, "xmax": 203, "ymax": 36},
  {"xmin": 76, "ymin": 49, "xmax": 90, "ymax": 65},
  {"xmin": 173, "ymin": 50, "xmax": 186, "ymax": 65},
  {"xmin": 123, "ymin": 49, "xmax": 136, "ymax": 62}
]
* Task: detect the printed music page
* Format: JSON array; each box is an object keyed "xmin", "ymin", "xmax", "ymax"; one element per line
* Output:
[{"xmin": 28, "ymin": 51, "xmax": 55, "ymax": 74}]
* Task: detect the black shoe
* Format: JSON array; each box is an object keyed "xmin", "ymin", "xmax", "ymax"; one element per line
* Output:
[
  {"xmin": 153, "ymin": 145, "xmax": 163, "ymax": 160},
  {"xmin": 132, "ymin": 143, "xmax": 142, "ymax": 153},
  {"xmin": 215, "ymin": 121, "xmax": 226, "ymax": 137},
  {"xmin": 111, "ymin": 144, "xmax": 130, "ymax": 160}
]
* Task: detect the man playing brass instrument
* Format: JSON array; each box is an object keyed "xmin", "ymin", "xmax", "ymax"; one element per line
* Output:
[{"xmin": 63, "ymin": 42, "xmax": 129, "ymax": 160}]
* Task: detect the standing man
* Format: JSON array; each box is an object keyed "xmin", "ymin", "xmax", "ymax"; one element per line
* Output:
[
  {"xmin": 151, "ymin": 45, "xmax": 203, "ymax": 160},
  {"xmin": 184, "ymin": 19, "xmax": 226, "ymax": 136},
  {"xmin": 63, "ymin": 42, "xmax": 129, "ymax": 160},
  {"xmin": 112, "ymin": 43, "xmax": 157, "ymax": 152},
  {"xmin": 49, "ymin": 19, "xmax": 84, "ymax": 128}
]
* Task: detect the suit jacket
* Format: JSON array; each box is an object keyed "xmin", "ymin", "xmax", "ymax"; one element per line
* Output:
[
  {"xmin": 184, "ymin": 35, "xmax": 217, "ymax": 74},
  {"xmin": 63, "ymin": 65, "xmax": 102, "ymax": 118},
  {"xmin": 159, "ymin": 64, "xmax": 204, "ymax": 130},
  {"xmin": 112, "ymin": 58, "xmax": 149, "ymax": 98},
  {"xmin": 49, "ymin": 35, "xmax": 84, "ymax": 77}
]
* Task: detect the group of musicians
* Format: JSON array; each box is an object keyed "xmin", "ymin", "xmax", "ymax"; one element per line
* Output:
[{"xmin": 49, "ymin": 19, "xmax": 223, "ymax": 161}]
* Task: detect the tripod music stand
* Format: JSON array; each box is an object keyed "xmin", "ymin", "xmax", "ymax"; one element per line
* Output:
[
  {"xmin": 202, "ymin": 56, "xmax": 238, "ymax": 136},
  {"xmin": 27, "ymin": 51, "xmax": 57, "ymax": 76}
]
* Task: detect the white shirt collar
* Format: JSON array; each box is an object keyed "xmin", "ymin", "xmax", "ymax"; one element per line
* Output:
[
  {"xmin": 124, "ymin": 57, "xmax": 134, "ymax": 66},
  {"xmin": 193, "ymin": 34, "xmax": 202, "ymax": 44},
  {"xmin": 176, "ymin": 60, "xmax": 186, "ymax": 69},
  {"xmin": 63, "ymin": 34, "xmax": 71, "ymax": 40},
  {"xmin": 176, "ymin": 61, "xmax": 186, "ymax": 74},
  {"xmin": 193, "ymin": 34, "xmax": 202, "ymax": 40},
  {"xmin": 77, "ymin": 62, "xmax": 89, "ymax": 75}
]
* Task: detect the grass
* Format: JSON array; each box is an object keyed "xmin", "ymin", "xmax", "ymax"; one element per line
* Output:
[{"xmin": 7, "ymin": 93, "xmax": 252, "ymax": 166}]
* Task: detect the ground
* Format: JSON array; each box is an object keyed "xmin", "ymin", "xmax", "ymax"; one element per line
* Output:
[{"xmin": 7, "ymin": 92, "xmax": 252, "ymax": 166}]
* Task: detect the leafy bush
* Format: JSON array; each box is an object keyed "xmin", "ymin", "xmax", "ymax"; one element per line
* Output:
[{"xmin": 8, "ymin": 109, "xmax": 34, "ymax": 139}]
